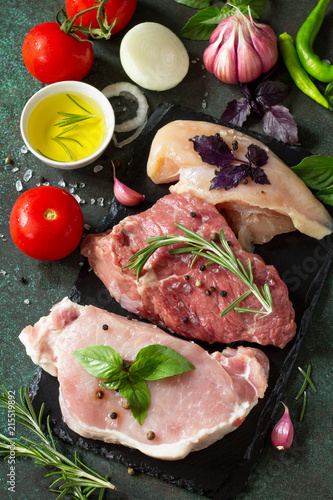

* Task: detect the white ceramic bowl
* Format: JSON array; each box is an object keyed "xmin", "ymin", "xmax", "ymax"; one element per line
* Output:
[{"xmin": 20, "ymin": 81, "xmax": 115, "ymax": 170}]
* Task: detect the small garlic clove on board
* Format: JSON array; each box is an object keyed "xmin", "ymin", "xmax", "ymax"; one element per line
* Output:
[
  {"xmin": 271, "ymin": 402, "xmax": 294, "ymax": 450},
  {"xmin": 112, "ymin": 161, "xmax": 145, "ymax": 207}
]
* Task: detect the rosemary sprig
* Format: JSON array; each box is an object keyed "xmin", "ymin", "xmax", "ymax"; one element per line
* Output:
[
  {"xmin": 124, "ymin": 223, "xmax": 273, "ymax": 317},
  {"xmin": 0, "ymin": 386, "xmax": 117, "ymax": 499},
  {"xmin": 38, "ymin": 94, "xmax": 96, "ymax": 162}
]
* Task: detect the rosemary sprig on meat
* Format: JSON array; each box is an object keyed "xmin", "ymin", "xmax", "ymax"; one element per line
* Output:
[
  {"xmin": 0, "ymin": 386, "xmax": 117, "ymax": 499},
  {"xmin": 124, "ymin": 223, "xmax": 273, "ymax": 317}
]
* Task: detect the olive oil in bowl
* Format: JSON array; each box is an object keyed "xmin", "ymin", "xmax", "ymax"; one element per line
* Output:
[{"xmin": 27, "ymin": 92, "xmax": 106, "ymax": 163}]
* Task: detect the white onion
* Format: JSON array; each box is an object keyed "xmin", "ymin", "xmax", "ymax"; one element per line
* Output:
[
  {"xmin": 102, "ymin": 82, "xmax": 149, "ymax": 147},
  {"xmin": 120, "ymin": 22, "xmax": 190, "ymax": 91}
]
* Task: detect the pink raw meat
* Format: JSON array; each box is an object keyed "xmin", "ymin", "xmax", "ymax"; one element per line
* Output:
[
  {"xmin": 19, "ymin": 297, "xmax": 269, "ymax": 460},
  {"xmin": 81, "ymin": 193, "xmax": 296, "ymax": 348}
]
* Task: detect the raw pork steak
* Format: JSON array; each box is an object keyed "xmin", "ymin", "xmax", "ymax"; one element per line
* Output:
[
  {"xmin": 19, "ymin": 298, "xmax": 269, "ymax": 460},
  {"xmin": 81, "ymin": 193, "xmax": 296, "ymax": 348}
]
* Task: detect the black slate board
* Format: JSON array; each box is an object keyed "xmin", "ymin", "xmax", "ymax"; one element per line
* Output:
[{"xmin": 30, "ymin": 104, "xmax": 333, "ymax": 499}]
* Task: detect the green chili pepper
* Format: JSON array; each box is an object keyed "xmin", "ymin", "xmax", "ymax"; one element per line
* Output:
[
  {"xmin": 278, "ymin": 32, "xmax": 330, "ymax": 109},
  {"xmin": 296, "ymin": 0, "xmax": 333, "ymax": 83}
]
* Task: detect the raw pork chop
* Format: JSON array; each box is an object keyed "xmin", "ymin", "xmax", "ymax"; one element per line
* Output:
[
  {"xmin": 146, "ymin": 120, "xmax": 333, "ymax": 250},
  {"xmin": 19, "ymin": 297, "xmax": 269, "ymax": 460},
  {"xmin": 81, "ymin": 193, "xmax": 296, "ymax": 348}
]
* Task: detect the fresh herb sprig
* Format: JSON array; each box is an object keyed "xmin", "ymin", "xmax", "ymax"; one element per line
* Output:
[
  {"xmin": 38, "ymin": 93, "xmax": 97, "ymax": 162},
  {"xmin": 124, "ymin": 223, "xmax": 273, "ymax": 317},
  {"xmin": 294, "ymin": 364, "xmax": 318, "ymax": 422},
  {"xmin": 0, "ymin": 386, "xmax": 117, "ymax": 499},
  {"xmin": 291, "ymin": 155, "xmax": 333, "ymax": 206},
  {"xmin": 174, "ymin": 0, "xmax": 267, "ymax": 40},
  {"xmin": 73, "ymin": 344, "xmax": 195, "ymax": 426}
]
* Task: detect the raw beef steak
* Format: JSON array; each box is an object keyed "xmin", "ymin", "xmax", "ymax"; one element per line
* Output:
[
  {"xmin": 19, "ymin": 297, "xmax": 269, "ymax": 460},
  {"xmin": 81, "ymin": 193, "xmax": 296, "ymax": 348}
]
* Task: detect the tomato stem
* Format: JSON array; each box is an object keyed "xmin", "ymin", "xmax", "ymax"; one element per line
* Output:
[{"xmin": 57, "ymin": 0, "xmax": 116, "ymax": 41}]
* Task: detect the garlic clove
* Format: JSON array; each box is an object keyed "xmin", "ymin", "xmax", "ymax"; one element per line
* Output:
[
  {"xmin": 249, "ymin": 24, "xmax": 278, "ymax": 73},
  {"xmin": 237, "ymin": 27, "xmax": 263, "ymax": 83},
  {"xmin": 271, "ymin": 402, "xmax": 294, "ymax": 450},
  {"xmin": 213, "ymin": 27, "xmax": 238, "ymax": 84},
  {"xmin": 112, "ymin": 161, "xmax": 145, "ymax": 207}
]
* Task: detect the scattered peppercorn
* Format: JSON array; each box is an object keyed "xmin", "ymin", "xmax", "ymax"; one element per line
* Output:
[
  {"xmin": 110, "ymin": 412, "xmax": 118, "ymax": 419},
  {"xmin": 227, "ymin": 240, "xmax": 232, "ymax": 246},
  {"xmin": 199, "ymin": 265, "xmax": 206, "ymax": 271},
  {"xmin": 146, "ymin": 431, "xmax": 155, "ymax": 441},
  {"xmin": 220, "ymin": 290, "xmax": 227, "ymax": 297},
  {"xmin": 184, "ymin": 275, "xmax": 190, "ymax": 280},
  {"xmin": 211, "ymin": 232, "xmax": 219, "ymax": 242},
  {"xmin": 128, "ymin": 467, "xmax": 135, "ymax": 475},
  {"xmin": 205, "ymin": 290, "xmax": 211, "ymax": 296},
  {"xmin": 122, "ymin": 398, "xmax": 131, "ymax": 410},
  {"xmin": 127, "ymin": 315, "xmax": 133, "ymax": 320},
  {"xmin": 39, "ymin": 176, "xmax": 46, "ymax": 183},
  {"xmin": 183, "ymin": 317, "xmax": 189, "ymax": 323},
  {"xmin": 102, "ymin": 324, "xmax": 109, "ymax": 330},
  {"xmin": 242, "ymin": 178, "xmax": 248, "ymax": 185},
  {"xmin": 209, "ymin": 286, "xmax": 216, "ymax": 292},
  {"xmin": 97, "ymin": 391, "xmax": 104, "ymax": 399},
  {"xmin": 5, "ymin": 157, "xmax": 12, "ymax": 164},
  {"xmin": 195, "ymin": 280, "xmax": 202, "ymax": 287},
  {"xmin": 190, "ymin": 211, "xmax": 196, "ymax": 217},
  {"xmin": 232, "ymin": 140, "xmax": 238, "ymax": 150},
  {"xmin": 19, "ymin": 277, "xmax": 27, "ymax": 284}
]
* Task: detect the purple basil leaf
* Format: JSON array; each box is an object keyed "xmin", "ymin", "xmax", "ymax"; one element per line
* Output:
[
  {"xmin": 210, "ymin": 164, "xmax": 251, "ymax": 190},
  {"xmin": 250, "ymin": 165, "xmax": 270, "ymax": 185},
  {"xmin": 190, "ymin": 134, "xmax": 235, "ymax": 168},
  {"xmin": 255, "ymin": 80, "xmax": 289, "ymax": 109},
  {"xmin": 240, "ymin": 83, "xmax": 252, "ymax": 101},
  {"xmin": 221, "ymin": 97, "xmax": 251, "ymax": 127},
  {"xmin": 245, "ymin": 144, "xmax": 268, "ymax": 168},
  {"xmin": 262, "ymin": 105, "xmax": 299, "ymax": 145}
]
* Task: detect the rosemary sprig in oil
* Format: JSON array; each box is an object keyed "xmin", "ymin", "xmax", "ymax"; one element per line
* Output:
[
  {"xmin": 124, "ymin": 223, "xmax": 273, "ymax": 317},
  {"xmin": 38, "ymin": 93, "xmax": 97, "ymax": 162},
  {"xmin": 0, "ymin": 386, "xmax": 117, "ymax": 499}
]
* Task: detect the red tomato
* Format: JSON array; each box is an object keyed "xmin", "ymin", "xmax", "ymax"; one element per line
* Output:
[
  {"xmin": 65, "ymin": 0, "xmax": 137, "ymax": 34},
  {"xmin": 10, "ymin": 186, "xmax": 84, "ymax": 261},
  {"xmin": 22, "ymin": 22, "xmax": 94, "ymax": 84}
]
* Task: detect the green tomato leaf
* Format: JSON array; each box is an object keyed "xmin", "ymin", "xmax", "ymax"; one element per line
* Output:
[
  {"xmin": 133, "ymin": 345, "xmax": 195, "ymax": 381},
  {"xmin": 119, "ymin": 376, "xmax": 150, "ymax": 426},
  {"xmin": 73, "ymin": 345, "xmax": 123, "ymax": 379},
  {"xmin": 291, "ymin": 155, "xmax": 333, "ymax": 190},
  {"xmin": 179, "ymin": 6, "xmax": 222, "ymax": 40},
  {"xmin": 316, "ymin": 186, "xmax": 333, "ymax": 206},
  {"xmin": 174, "ymin": 0, "xmax": 211, "ymax": 8}
]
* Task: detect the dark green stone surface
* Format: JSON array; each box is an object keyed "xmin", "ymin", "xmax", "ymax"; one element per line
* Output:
[{"xmin": 0, "ymin": 0, "xmax": 332, "ymax": 499}]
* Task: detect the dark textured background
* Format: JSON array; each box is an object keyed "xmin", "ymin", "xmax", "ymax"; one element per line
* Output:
[{"xmin": 0, "ymin": 1, "xmax": 332, "ymax": 499}]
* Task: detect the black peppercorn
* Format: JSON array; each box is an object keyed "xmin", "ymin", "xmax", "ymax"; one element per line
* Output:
[
  {"xmin": 183, "ymin": 317, "xmax": 189, "ymax": 323},
  {"xmin": 102, "ymin": 324, "xmax": 109, "ymax": 330},
  {"xmin": 209, "ymin": 286, "xmax": 216, "ymax": 292},
  {"xmin": 97, "ymin": 391, "xmax": 104, "ymax": 399},
  {"xmin": 110, "ymin": 412, "xmax": 118, "ymax": 419},
  {"xmin": 220, "ymin": 290, "xmax": 227, "ymax": 297},
  {"xmin": 205, "ymin": 290, "xmax": 211, "ymax": 296},
  {"xmin": 184, "ymin": 275, "xmax": 190, "ymax": 280},
  {"xmin": 232, "ymin": 140, "xmax": 238, "ymax": 150},
  {"xmin": 242, "ymin": 178, "xmax": 248, "ymax": 185},
  {"xmin": 127, "ymin": 315, "xmax": 133, "ymax": 320},
  {"xmin": 210, "ymin": 232, "xmax": 219, "ymax": 242},
  {"xmin": 146, "ymin": 431, "xmax": 155, "ymax": 440},
  {"xmin": 199, "ymin": 265, "xmax": 206, "ymax": 271},
  {"xmin": 190, "ymin": 211, "xmax": 196, "ymax": 217}
]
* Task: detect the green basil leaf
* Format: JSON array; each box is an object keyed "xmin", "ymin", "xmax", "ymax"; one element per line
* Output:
[
  {"xmin": 232, "ymin": 0, "xmax": 267, "ymax": 16},
  {"xmin": 174, "ymin": 0, "xmax": 211, "ymax": 8},
  {"xmin": 133, "ymin": 345, "xmax": 195, "ymax": 381},
  {"xmin": 291, "ymin": 155, "xmax": 333, "ymax": 190},
  {"xmin": 316, "ymin": 186, "xmax": 333, "ymax": 206},
  {"xmin": 73, "ymin": 345, "xmax": 123, "ymax": 379},
  {"xmin": 179, "ymin": 6, "xmax": 222, "ymax": 40},
  {"xmin": 101, "ymin": 374, "xmax": 129, "ymax": 391},
  {"xmin": 119, "ymin": 376, "xmax": 150, "ymax": 426}
]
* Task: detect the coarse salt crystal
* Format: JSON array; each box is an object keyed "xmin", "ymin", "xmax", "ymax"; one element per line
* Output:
[
  {"xmin": 69, "ymin": 182, "xmax": 78, "ymax": 188},
  {"xmin": 0, "ymin": 270, "xmax": 6, "ymax": 276},
  {"xmin": 21, "ymin": 145, "xmax": 28, "ymax": 154},
  {"xmin": 84, "ymin": 224, "xmax": 91, "ymax": 230},
  {"xmin": 79, "ymin": 182, "xmax": 85, "ymax": 188},
  {"xmin": 58, "ymin": 180, "xmax": 66, "ymax": 187},
  {"xmin": 24, "ymin": 299, "xmax": 30, "ymax": 304},
  {"xmin": 23, "ymin": 169, "xmax": 33, "ymax": 182},
  {"xmin": 73, "ymin": 194, "xmax": 81, "ymax": 203},
  {"xmin": 93, "ymin": 165, "xmax": 103, "ymax": 173},
  {"xmin": 90, "ymin": 198, "xmax": 96, "ymax": 205},
  {"xmin": 97, "ymin": 197, "xmax": 104, "ymax": 206},
  {"xmin": 69, "ymin": 188, "xmax": 75, "ymax": 194},
  {"xmin": 12, "ymin": 167, "xmax": 19, "ymax": 173},
  {"xmin": 16, "ymin": 180, "xmax": 23, "ymax": 191}
]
